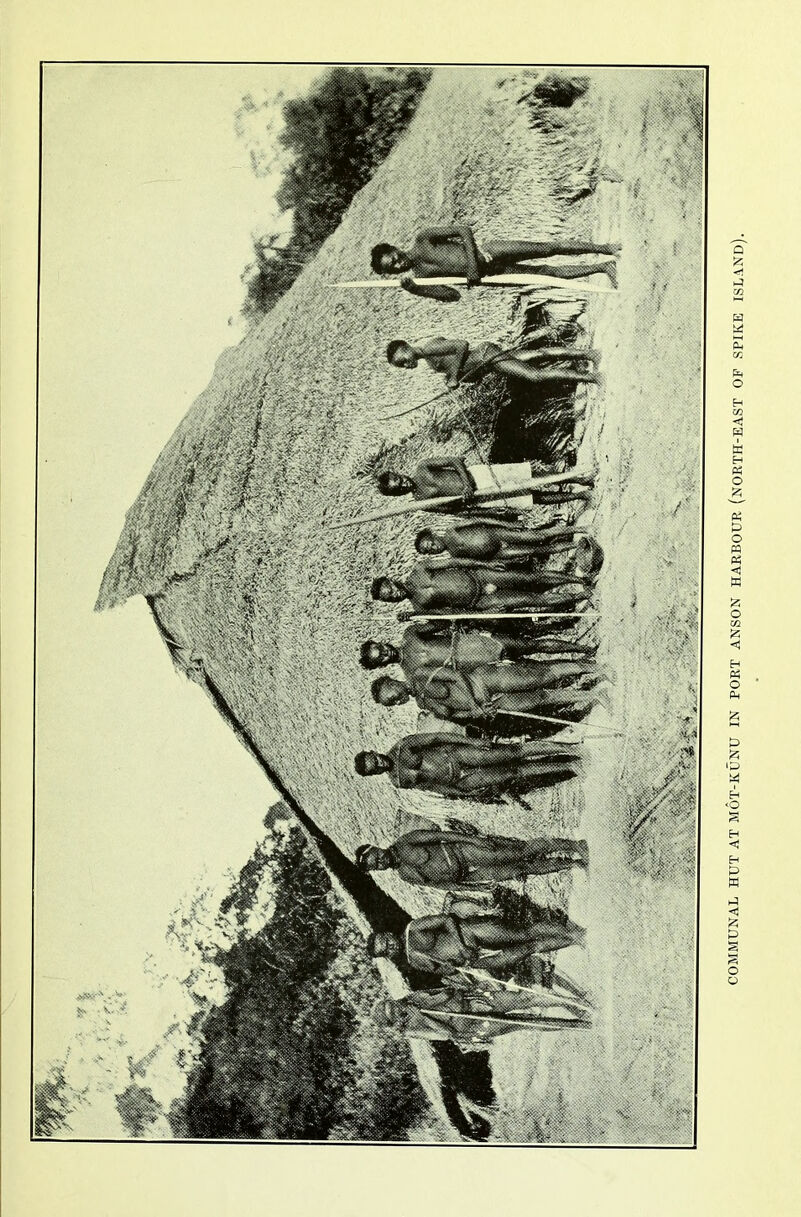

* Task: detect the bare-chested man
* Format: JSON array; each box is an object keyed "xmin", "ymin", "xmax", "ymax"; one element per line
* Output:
[
  {"xmin": 355, "ymin": 823, "xmax": 587, "ymax": 888},
  {"xmin": 371, "ymin": 660, "xmax": 606, "ymax": 725},
  {"xmin": 380, "ymin": 983, "xmax": 593, "ymax": 1043},
  {"xmin": 371, "ymin": 560, "xmax": 590, "ymax": 615},
  {"xmin": 376, "ymin": 457, "xmax": 594, "ymax": 510},
  {"xmin": 354, "ymin": 732, "xmax": 581, "ymax": 798},
  {"xmin": 387, "ymin": 336, "xmax": 601, "ymax": 388},
  {"xmin": 367, "ymin": 897, "xmax": 586, "ymax": 977},
  {"xmin": 379, "ymin": 973, "xmax": 591, "ymax": 1041},
  {"xmin": 359, "ymin": 623, "xmax": 595, "ymax": 680},
  {"xmin": 415, "ymin": 520, "xmax": 603, "ymax": 582},
  {"xmin": 370, "ymin": 222, "xmax": 619, "ymax": 302}
]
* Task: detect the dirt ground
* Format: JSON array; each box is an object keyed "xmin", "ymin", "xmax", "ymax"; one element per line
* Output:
[
  {"xmin": 471, "ymin": 70, "xmax": 704, "ymax": 1146},
  {"xmin": 100, "ymin": 68, "xmax": 705, "ymax": 1145}
]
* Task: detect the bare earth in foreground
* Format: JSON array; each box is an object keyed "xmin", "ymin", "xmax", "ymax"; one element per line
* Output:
[{"xmin": 484, "ymin": 70, "xmax": 703, "ymax": 1146}]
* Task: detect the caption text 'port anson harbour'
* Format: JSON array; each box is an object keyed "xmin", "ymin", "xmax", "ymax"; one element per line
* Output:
[{"xmin": 727, "ymin": 236, "xmax": 746, "ymax": 986}]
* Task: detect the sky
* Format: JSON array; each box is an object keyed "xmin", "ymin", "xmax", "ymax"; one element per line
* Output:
[{"xmin": 34, "ymin": 63, "xmax": 321, "ymax": 1083}]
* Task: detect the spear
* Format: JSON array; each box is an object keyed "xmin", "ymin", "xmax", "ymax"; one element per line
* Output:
[
  {"xmin": 380, "ymin": 337, "xmax": 596, "ymax": 422},
  {"xmin": 410, "ymin": 1006, "xmax": 592, "ymax": 1035},
  {"xmin": 330, "ymin": 274, "xmax": 613, "ymax": 294},
  {"xmin": 399, "ymin": 611, "xmax": 597, "ymax": 622},
  {"xmin": 455, "ymin": 966, "xmax": 594, "ymax": 1013},
  {"xmin": 479, "ymin": 707, "xmax": 622, "ymax": 738},
  {"xmin": 327, "ymin": 471, "xmax": 592, "ymax": 531},
  {"xmin": 407, "ymin": 957, "xmax": 592, "ymax": 1017}
]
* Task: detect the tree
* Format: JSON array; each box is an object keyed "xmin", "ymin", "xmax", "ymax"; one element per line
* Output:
[
  {"xmin": 239, "ymin": 66, "xmax": 431, "ymax": 326},
  {"xmin": 34, "ymin": 990, "xmax": 130, "ymax": 1137},
  {"xmin": 173, "ymin": 823, "xmax": 428, "ymax": 1140},
  {"xmin": 34, "ymin": 1062, "xmax": 75, "ymax": 1138},
  {"xmin": 116, "ymin": 1083, "xmax": 163, "ymax": 1138}
]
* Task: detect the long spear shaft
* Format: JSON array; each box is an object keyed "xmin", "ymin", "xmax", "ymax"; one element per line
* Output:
[
  {"xmin": 483, "ymin": 707, "xmax": 621, "ymax": 737},
  {"xmin": 328, "ymin": 471, "xmax": 591, "ymax": 531},
  {"xmin": 381, "ymin": 340, "xmax": 534, "ymax": 422},
  {"xmin": 400, "ymin": 611, "xmax": 597, "ymax": 622},
  {"xmin": 412, "ymin": 1006, "xmax": 591, "ymax": 1032},
  {"xmin": 457, "ymin": 965, "xmax": 592, "ymax": 1006},
  {"xmin": 331, "ymin": 274, "xmax": 613, "ymax": 294},
  {"xmin": 381, "ymin": 337, "xmax": 594, "ymax": 422}
]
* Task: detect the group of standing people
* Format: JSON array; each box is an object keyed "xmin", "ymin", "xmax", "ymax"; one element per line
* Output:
[
  {"xmin": 355, "ymin": 455, "xmax": 609, "ymax": 799},
  {"xmin": 345, "ymin": 222, "xmax": 622, "ymax": 1043}
]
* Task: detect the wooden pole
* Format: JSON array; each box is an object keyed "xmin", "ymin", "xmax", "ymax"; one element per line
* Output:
[
  {"xmin": 457, "ymin": 966, "xmax": 593, "ymax": 1008},
  {"xmin": 399, "ymin": 611, "xmax": 597, "ymax": 622},
  {"xmin": 410, "ymin": 1006, "xmax": 592, "ymax": 1033},
  {"xmin": 483, "ymin": 707, "xmax": 621, "ymax": 737},
  {"xmin": 331, "ymin": 274, "xmax": 613, "ymax": 294},
  {"xmin": 327, "ymin": 471, "xmax": 592, "ymax": 531}
]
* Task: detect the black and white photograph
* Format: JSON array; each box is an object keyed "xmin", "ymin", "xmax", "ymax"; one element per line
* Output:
[{"xmin": 32, "ymin": 62, "xmax": 706, "ymax": 1145}]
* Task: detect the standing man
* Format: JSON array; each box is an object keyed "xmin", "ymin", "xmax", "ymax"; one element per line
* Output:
[
  {"xmin": 370, "ymin": 660, "xmax": 606, "ymax": 726},
  {"xmin": 355, "ymin": 823, "xmax": 588, "ymax": 887},
  {"xmin": 370, "ymin": 222, "xmax": 620, "ymax": 301},
  {"xmin": 414, "ymin": 520, "xmax": 603, "ymax": 577},
  {"xmin": 379, "ymin": 984, "xmax": 593, "ymax": 1042},
  {"xmin": 359, "ymin": 623, "xmax": 596, "ymax": 680},
  {"xmin": 371, "ymin": 560, "xmax": 590, "ymax": 614},
  {"xmin": 375, "ymin": 457, "xmax": 594, "ymax": 509},
  {"xmin": 387, "ymin": 336, "xmax": 601, "ymax": 388},
  {"xmin": 354, "ymin": 732, "xmax": 582, "ymax": 798},
  {"xmin": 366, "ymin": 896, "xmax": 586, "ymax": 977}
]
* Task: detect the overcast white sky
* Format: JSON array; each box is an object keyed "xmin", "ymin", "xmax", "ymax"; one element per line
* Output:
[{"xmin": 34, "ymin": 63, "xmax": 321, "ymax": 1080}]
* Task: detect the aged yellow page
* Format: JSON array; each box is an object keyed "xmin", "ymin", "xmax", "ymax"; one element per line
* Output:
[{"xmin": 2, "ymin": 2, "xmax": 798, "ymax": 1213}]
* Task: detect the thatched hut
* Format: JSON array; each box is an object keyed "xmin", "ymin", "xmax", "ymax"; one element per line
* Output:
[{"xmin": 97, "ymin": 67, "xmax": 621, "ymax": 1137}]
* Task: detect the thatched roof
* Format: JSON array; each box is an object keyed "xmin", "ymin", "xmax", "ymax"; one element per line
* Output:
[{"xmin": 97, "ymin": 67, "xmax": 587, "ymax": 917}]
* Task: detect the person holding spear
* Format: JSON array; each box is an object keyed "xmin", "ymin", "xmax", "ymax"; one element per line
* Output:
[
  {"xmin": 386, "ymin": 335, "xmax": 601, "ymax": 388},
  {"xmin": 369, "ymin": 222, "xmax": 620, "ymax": 302},
  {"xmin": 354, "ymin": 731, "xmax": 582, "ymax": 799},
  {"xmin": 358, "ymin": 622, "xmax": 597, "ymax": 679},
  {"xmin": 369, "ymin": 658, "xmax": 609, "ymax": 728},
  {"xmin": 361, "ymin": 626, "xmax": 602, "ymax": 740},
  {"xmin": 377, "ymin": 973, "xmax": 593, "ymax": 1044},
  {"xmin": 327, "ymin": 467, "xmax": 597, "ymax": 533},
  {"xmin": 375, "ymin": 457, "xmax": 594, "ymax": 512}
]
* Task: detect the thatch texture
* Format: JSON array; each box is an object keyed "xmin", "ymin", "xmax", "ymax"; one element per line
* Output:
[{"xmin": 97, "ymin": 67, "xmax": 590, "ymax": 916}]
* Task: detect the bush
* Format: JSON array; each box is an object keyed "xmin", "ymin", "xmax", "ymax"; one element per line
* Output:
[
  {"xmin": 240, "ymin": 66, "xmax": 431, "ymax": 326},
  {"xmin": 172, "ymin": 824, "xmax": 429, "ymax": 1140}
]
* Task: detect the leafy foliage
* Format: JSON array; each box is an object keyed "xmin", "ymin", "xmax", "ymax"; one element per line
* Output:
[
  {"xmin": 116, "ymin": 1083, "xmax": 163, "ymax": 1137},
  {"xmin": 172, "ymin": 823, "xmax": 429, "ymax": 1140},
  {"xmin": 34, "ymin": 1063, "xmax": 73, "ymax": 1138},
  {"xmin": 34, "ymin": 989, "xmax": 132, "ymax": 1137},
  {"xmin": 35, "ymin": 819, "xmax": 430, "ymax": 1141},
  {"xmin": 240, "ymin": 66, "xmax": 431, "ymax": 326}
]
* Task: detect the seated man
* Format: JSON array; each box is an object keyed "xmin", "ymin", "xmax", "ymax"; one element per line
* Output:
[
  {"xmin": 367, "ymin": 896, "xmax": 586, "ymax": 978},
  {"xmin": 371, "ymin": 660, "xmax": 606, "ymax": 725},
  {"xmin": 376, "ymin": 457, "xmax": 594, "ymax": 510},
  {"xmin": 371, "ymin": 560, "xmax": 590, "ymax": 615},
  {"xmin": 370, "ymin": 222, "xmax": 620, "ymax": 301},
  {"xmin": 354, "ymin": 732, "xmax": 581, "ymax": 799},
  {"xmin": 355, "ymin": 823, "xmax": 588, "ymax": 888},
  {"xmin": 387, "ymin": 336, "xmax": 601, "ymax": 388}
]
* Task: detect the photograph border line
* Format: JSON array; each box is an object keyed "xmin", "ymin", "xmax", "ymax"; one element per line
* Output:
[{"xmin": 30, "ymin": 59, "xmax": 709, "ymax": 1149}]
